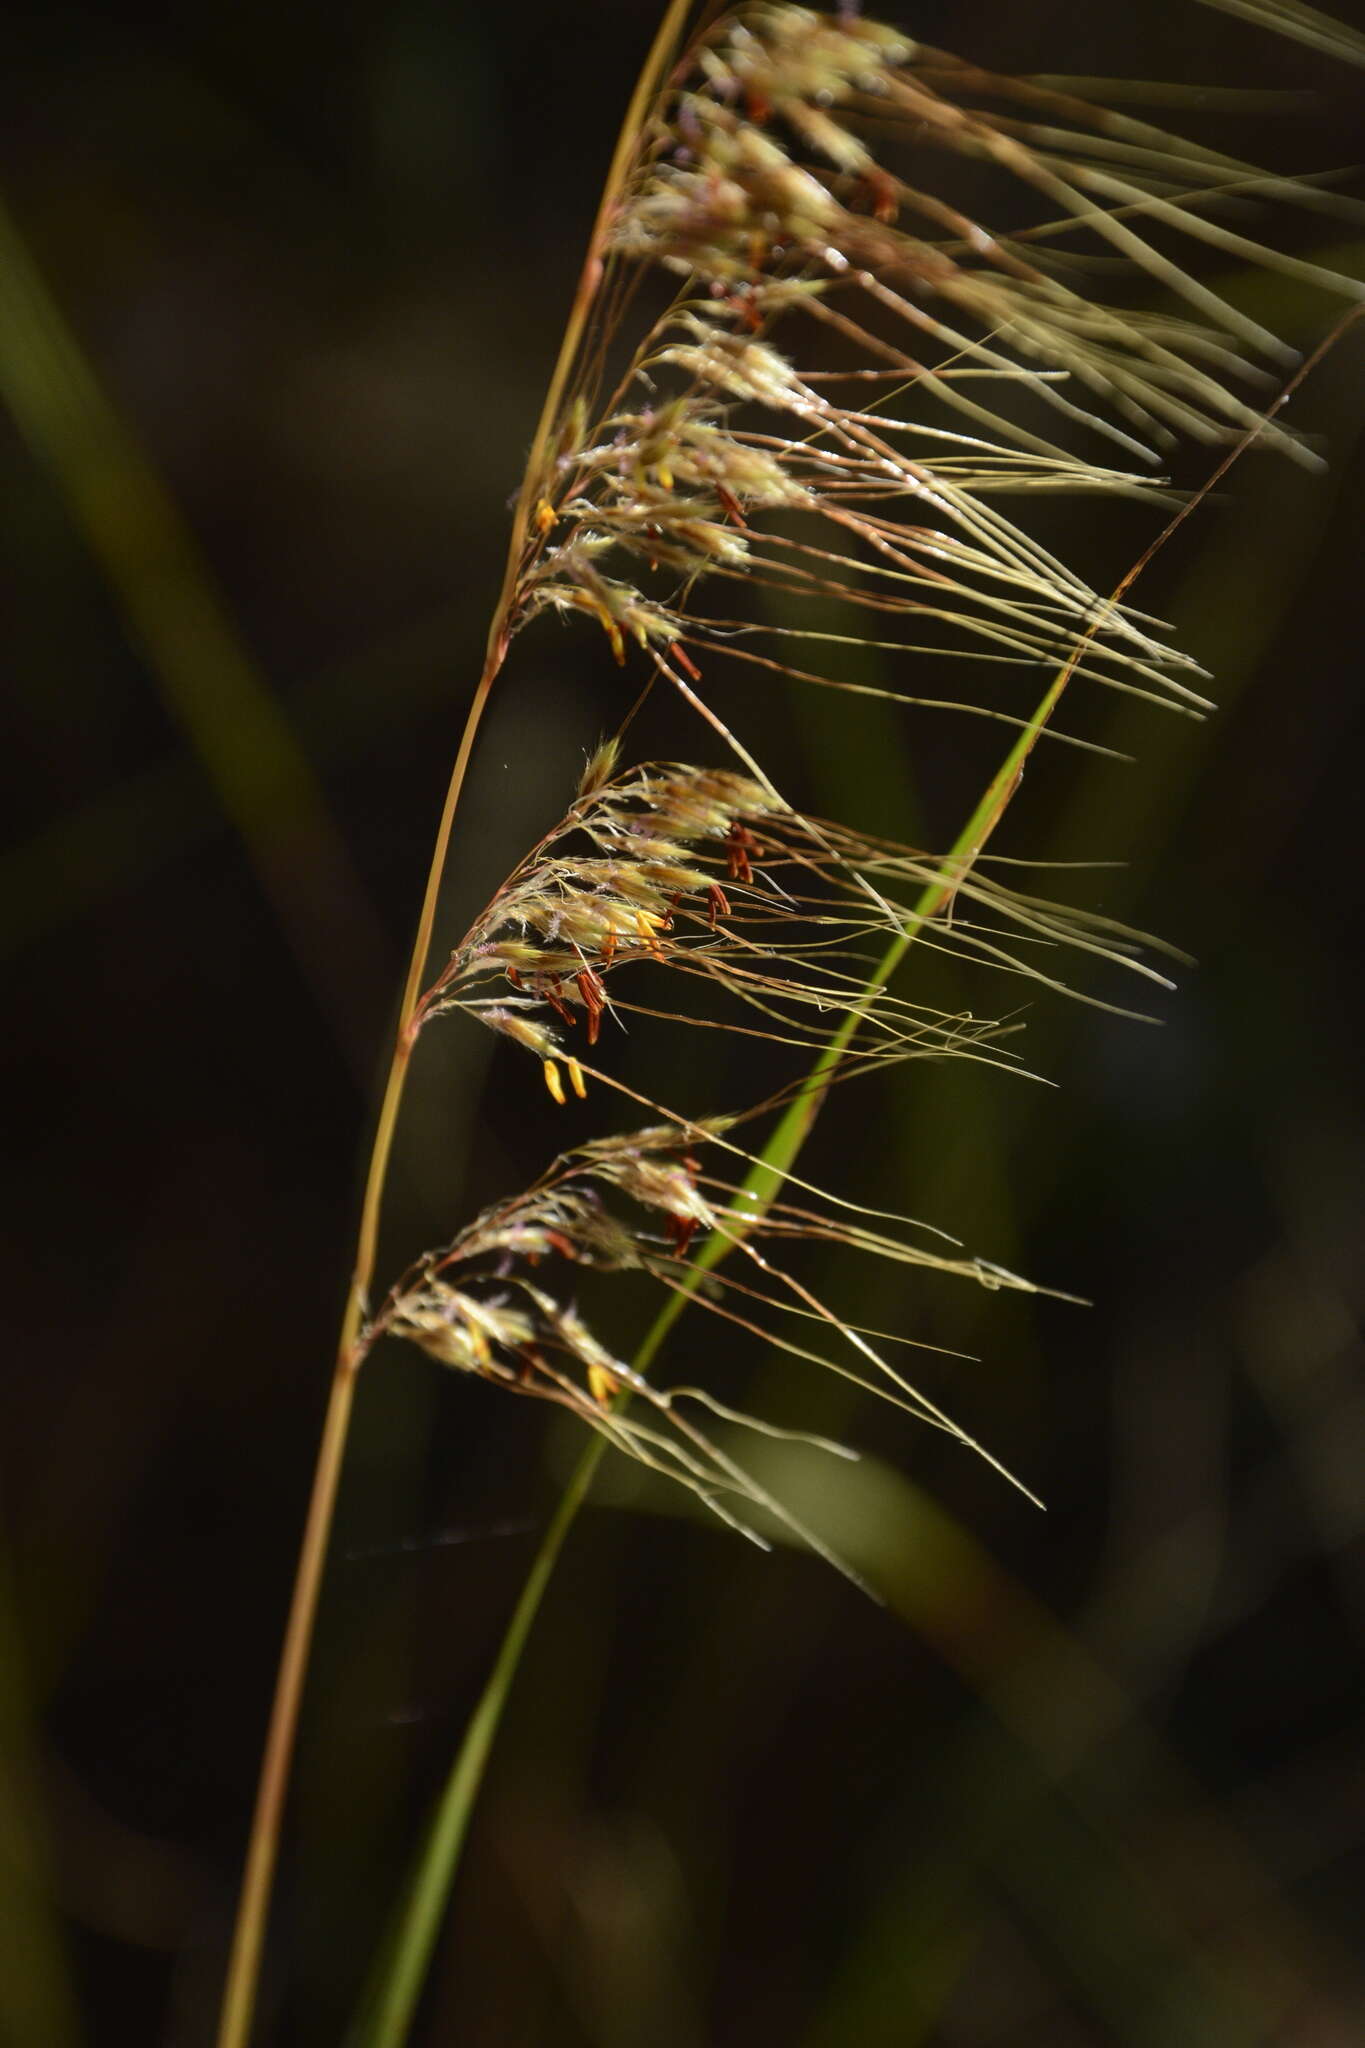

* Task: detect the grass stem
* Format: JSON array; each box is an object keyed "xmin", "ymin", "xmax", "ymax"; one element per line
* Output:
[
  {"xmin": 212, "ymin": 651, "xmax": 502, "ymax": 2048},
  {"xmin": 213, "ymin": 5, "xmax": 697, "ymax": 2040}
]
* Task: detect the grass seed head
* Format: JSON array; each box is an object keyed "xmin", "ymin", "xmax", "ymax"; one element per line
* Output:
[{"xmin": 388, "ymin": 1, "xmax": 1359, "ymax": 1570}]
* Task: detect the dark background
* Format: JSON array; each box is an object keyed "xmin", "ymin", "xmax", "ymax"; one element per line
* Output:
[{"xmin": 3, "ymin": 3, "xmax": 1364, "ymax": 2043}]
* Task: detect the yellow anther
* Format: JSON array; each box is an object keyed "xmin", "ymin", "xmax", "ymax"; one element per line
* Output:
[
  {"xmin": 656, "ymin": 462, "xmax": 674, "ymax": 491},
  {"xmin": 636, "ymin": 910, "xmax": 666, "ymax": 955},
  {"xmin": 587, "ymin": 1362, "xmax": 618, "ymax": 1406},
  {"xmin": 534, "ymin": 498, "xmax": 557, "ymax": 534},
  {"xmin": 567, "ymin": 1057, "xmax": 588, "ymax": 1100},
  {"xmin": 584, "ymin": 595, "xmax": 626, "ymax": 665},
  {"xmin": 542, "ymin": 1058, "xmax": 566, "ymax": 1106}
]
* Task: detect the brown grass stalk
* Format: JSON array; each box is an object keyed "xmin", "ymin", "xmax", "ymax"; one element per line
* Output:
[{"xmin": 211, "ymin": 8, "xmax": 698, "ymax": 2044}]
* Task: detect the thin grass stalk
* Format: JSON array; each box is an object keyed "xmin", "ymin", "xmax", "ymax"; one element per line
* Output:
[
  {"xmin": 348, "ymin": 310, "xmax": 1353, "ymax": 2043},
  {"xmin": 213, "ymin": 9, "xmax": 697, "ymax": 2044}
]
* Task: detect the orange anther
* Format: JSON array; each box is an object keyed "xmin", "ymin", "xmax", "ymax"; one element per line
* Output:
[
  {"xmin": 725, "ymin": 288, "xmax": 764, "ymax": 334},
  {"xmin": 725, "ymin": 820, "xmax": 760, "ymax": 885},
  {"xmin": 576, "ymin": 968, "xmax": 605, "ymax": 1045},
  {"xmin": 867, "ymin": 170, "xmax": 899, "ymax": 225},
  {"xmin": 542, "ymin": 982, "xmax": 576, "ymax": 1027},
  {"xmin": 668, "ymin": 1213, "xmax": 699, "ymax": 1258},
  {"xmin": 587, "ymin": 1362, "xmax": 618, "ymax": 1406}
]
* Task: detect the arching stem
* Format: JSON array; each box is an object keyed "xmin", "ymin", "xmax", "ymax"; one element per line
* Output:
[{"xmin": 212, "ymin": 5, "xmax": 700, "ymax": 2042}]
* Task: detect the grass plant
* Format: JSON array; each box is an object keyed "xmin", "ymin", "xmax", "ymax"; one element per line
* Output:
[{"xmin": 211, "ymin": 8, "xmax": 1364, "ymax": 2043}]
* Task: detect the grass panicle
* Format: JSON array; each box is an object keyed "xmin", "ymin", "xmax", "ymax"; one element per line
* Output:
[
  {"xmin": 213, "ymin": 7, "xmax": 1364, "ymax": 2046},
  {"xmin": 416, "ymin": 753, "xmax": 1175, "ymax": 1102},
  {"xmin": 363, "ymin": 1111, "xmax": 1076, "ymax": 1568}
]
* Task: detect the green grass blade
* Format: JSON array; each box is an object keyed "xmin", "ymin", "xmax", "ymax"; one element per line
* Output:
[
  {"xmin": 342, "ymin": 1463, "xmax": 593, "ymax": 2048},
  {"xmin": 0, "ymin": 191, "xmax": 388, "ymax": 1079}
]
